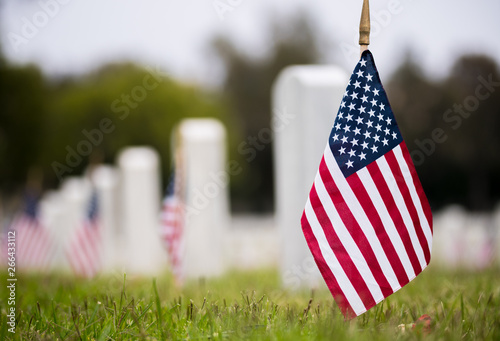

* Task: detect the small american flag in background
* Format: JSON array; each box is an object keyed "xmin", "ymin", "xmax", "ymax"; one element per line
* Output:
[
  {"xmin": 12, "ymin": 193, "xmax": 54, "ymax": 270},
  {"xmin": 160, "ymin": 168, "xmax": 185, "ymax": 283},
  {"xmin": 66, "ymin": 191, "xmax": 101, "ymax": 278},
  {"xmin": 301, "ymin": 50, "xmax": 433, "ymax": 319}
]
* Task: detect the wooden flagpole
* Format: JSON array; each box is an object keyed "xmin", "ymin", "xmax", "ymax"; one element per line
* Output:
[{"xmin": 359, "ymin": 0, "xmax": 371, "ymax": 56}]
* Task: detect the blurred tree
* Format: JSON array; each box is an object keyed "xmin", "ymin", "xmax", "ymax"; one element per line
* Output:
[
  {"xmin": 38, "ymin": 63, "xmax": 231, "ymax": 188},
  {"xmin": 0, "ymin": 55, "xmax": 232, "ymax": 192},
  {"xmin": 386, "ymin": 52, "xmax": 452, "ymax": 210},
  {"xmin": 0, "ymin": 61, "xmax": 47, "ymax": 192},
  {"xmin": 212, "ymin": 11, "xmax": 322, "ymax": 212},
  {"xmin": 442, "ymin": 55, "xmax": 500, "ymax": 210},
  {"xmin": 387, "ymin": 52, "xmax": 500, "ymax": 211}
]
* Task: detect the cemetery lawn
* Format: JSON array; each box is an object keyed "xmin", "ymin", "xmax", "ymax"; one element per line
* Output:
[{"xmin": 1, "ymin": 266, "xmax": 499, "ymax": 340}]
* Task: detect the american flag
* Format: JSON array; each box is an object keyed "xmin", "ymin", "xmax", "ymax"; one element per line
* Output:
[
  {"xmin": 11, "ymin": 193, "xmax": 54, "ymax": 271},
  {"xmin": 66, "ymin": 191, "xmax": 101, "ymax": 278},
  {"xmin": 160, "ymin": 169, "xmax": 185, "ymax": 283},
  {"xmin": 301, "ymin": 50, "xmax": 433, "ymax": 319}
]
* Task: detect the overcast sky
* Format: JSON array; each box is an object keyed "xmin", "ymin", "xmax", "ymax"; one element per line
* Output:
[{"xmin": 1, "ymin": 0, "xmax": 499, "ymax": 87}]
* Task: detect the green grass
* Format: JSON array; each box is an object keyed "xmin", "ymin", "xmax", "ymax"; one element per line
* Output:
[{"xmin": 1, "ymin": 264, "xmax": 500, "ymax": 340}]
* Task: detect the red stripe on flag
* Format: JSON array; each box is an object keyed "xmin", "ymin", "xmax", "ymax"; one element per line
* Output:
[
  {"xmin": 31, "ymin": 230, "xmax": 45, "ymax": 267},
  {"xmin": 67, "ymin": 233, "xmax": 89, "ymax": 277},
  {"xmin": 67, "ymin": 220, "xmax": 101, "ymax": 278},
  {"xmin": 161, "ymin": 198, "xmax": 184, "ymax": 278},
  {"xmin": 14, "ymin": 219, "xmax": 27, "ymax": 266},
  {"xmin": 366, "ymin": 161, "xmax": 423, "ymax": 276},
  {"xmin": 17, "ymin": 219, "xmax": 38, "ymax": 268},
  {"xmin": 77, "ymin": 228, "xmax": 97, "ymax": 277},
  {"xmin": 83, "ymin": 223, "xmax": 100, "ymax": 257},
  {"xmin": 346, "ymin": 172, "xmax": 410, "ymax": 288},
  {"xmin": 30, "ymin": 230, "xmax": 48, "ymax": 269},
  {"xmin": 301, "ymin": 207, "xmax": 356, "ymax": 318},
  {"xmin": 82, "ymin": 224, "xmax": 100, "ymax": 275},
  {"xmin": 318, "ymin": 159, "xmax": 394, "ymax": 298},
  {"xmin": 385, "ymin": 150, "xmax": 431, "ymax": 264},
  {"xmin": 73, "ymin": 231, "xmax": 88, "ymax": 276},
  {"xmin": 309, "ymin": 183, "xmax": 377, "ymax": 310}
]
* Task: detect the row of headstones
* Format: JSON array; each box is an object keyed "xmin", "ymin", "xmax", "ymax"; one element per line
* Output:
[
  {"xmin": 30, "ymin": 64, "xmax": 351, "ymax": 280},
  {"xmin": 19, "ymin": 64, "xmax": 500, "ymax": 280},
  {"xmin": 433, "ymin": 205, "xmax": 500, "ymax": 270},
  {"xmin": 38, "ymin": 149, "xmax": 166, "ymax": 275},
  {"xmin": 36, "ymin": 118, "xmax": 231, "ymax": 277}
]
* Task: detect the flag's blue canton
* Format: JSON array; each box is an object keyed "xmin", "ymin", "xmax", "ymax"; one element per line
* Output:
[
  {"xmin": 329, "ymin": 50, "xmax": 403, "ymax": 178},
  {"xmin": 166, "ymin": 171, "xmax": 175, "ymax": 197},
  {"xmin": 87, "ymin": 192, "xmax": 99, "ymax": 221},
  {"xmin": 24, "ymin": 193, "xmax": 39, "ymax": 219}
]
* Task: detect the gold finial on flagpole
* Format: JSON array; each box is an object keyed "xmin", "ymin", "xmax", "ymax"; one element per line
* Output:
[{"xmin": 359, "ymin": 0, "xmax": 371, "ymax": 56}]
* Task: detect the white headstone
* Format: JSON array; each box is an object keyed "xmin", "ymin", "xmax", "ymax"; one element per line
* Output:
[
  {"xmin": 226, "ymin": 214, "xmax": 278, "ymax": 270},
  {"xmin": 90, "ymin": 165, "xmax": 120, "ymax": 272},
  {"xmin": 178, "ymin": 118, "xmax": 230, "ymax": 278},
  {"xmin": 272, "ymin": 65, "xmax": 349, "ymax": 288},
  {"xmin": 117, "ymin": 147, "xmax": 167, "ymax": 275},
  {"xmin": 39, "ymin": 190, "xmax": 65, "ymax": 271},
  {"xmin": 432, "ymin": 205, "xmax": 467, "ymax": 268},
  {"xmin": 462, "ymin": 214, "xmax": 492, "ymax": 269},
  {"xmin": 58, "ymin": 177, "xmax": 93, "ymax": 271}
]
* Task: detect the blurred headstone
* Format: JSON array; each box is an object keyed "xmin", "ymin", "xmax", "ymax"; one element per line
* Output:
[
  {"xmin": 432, "ymin": 205, "xmax": 467, "ymax": 268},
  {"xmin": 178, "ymin": 118, "xmax": 230, "ymax": 278},
  {"xmin": 272, "ymin": 65, "xmax": 348, "ymax": 288},
  {"xmin": 226, "ymin": 214, "xmax": 278, "ymax": 270},
  {"xmin": 39, "ymin": 190, "xmax": 65, "ymax": 271},
  {"xmin": 117, "ymin": 147, "xmax": 167, "ymax": 275},
  {"xmin": 433, "ymin": 206, "xmax": 495, "ymax": 269},
  {"xmin": 462, "ymin": 214, "xmax": 492, "ymax": 269},
  {"xmin": 90, "ymin": 165, "xmax": 120, "ymax": 272},
  {"xmin": 58, "ymin": 177, "xmax": 93, "ymax": 272}
]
